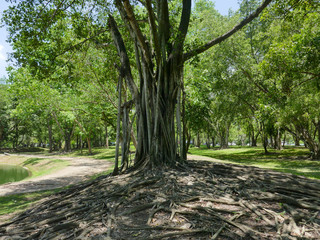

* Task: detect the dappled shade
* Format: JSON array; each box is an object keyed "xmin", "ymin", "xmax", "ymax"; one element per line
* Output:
[{"xmin": 1, "ymin": 160, "xmax": 320, "ymax": 239}]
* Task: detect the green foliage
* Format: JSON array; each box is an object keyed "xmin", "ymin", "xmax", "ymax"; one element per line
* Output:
[{"xmin": 1, "ymin": 0, "xmax": 319, "ymax": 161}]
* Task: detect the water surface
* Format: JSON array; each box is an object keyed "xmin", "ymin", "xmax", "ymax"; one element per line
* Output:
[{"xmin": 0, "ymin": 164, "xmax": 30, "ymax": 184}]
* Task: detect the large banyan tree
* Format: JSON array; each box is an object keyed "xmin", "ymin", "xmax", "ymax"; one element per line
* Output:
[{"xmin": 3, "ymin": 0, "xmax": 272, "ymax": 171}]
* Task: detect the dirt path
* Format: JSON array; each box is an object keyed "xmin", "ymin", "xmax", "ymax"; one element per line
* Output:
[
  {"xmin": 0, "ymin": 154, "xmax": 222, "ymax": 197},
  {"xmin": 0, "ymin": 154, "xmax": 114, "ymax": 196},
  {"xmin": 2, "ymin": 158, "xmax": 320, "ymax": 239}
]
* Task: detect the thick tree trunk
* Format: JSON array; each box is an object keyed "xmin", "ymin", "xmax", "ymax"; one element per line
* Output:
[
  {"xmin": 212, "ymin": 136, "xmax": 215, "ymax": 147},
  {"xmin": 206, "ymin": 139, "xmax": 210, "ymax": 149},
  {"xmin": 64, "ymin": 136, "xmax": 71, "ymax": 152},
  {"xmin": 294, "ymin": 135, "xmax": 300, "ymax": 146},
  {"xmin": 219, "ymin": 122, "xmax": 229, "ymax": 149},
  {"xmin": 108, "ymin": 0, "xmax": 271, "ymax": 170},
  {"xmin": 274, "ymin": 129, "xmax": 282, "ymax": 150},
  {"xmin": 270, "ymin": 136, "xmax": 274, "ymax": 149}
]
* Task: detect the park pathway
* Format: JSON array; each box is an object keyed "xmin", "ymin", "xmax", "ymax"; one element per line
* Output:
[
  {"xmin": 0, "ymin": 154, "xmax": 113, "ymax": 196},
  {"xmin": 0, "ymin": 153, "xmax": 218, "ymax": 196}
]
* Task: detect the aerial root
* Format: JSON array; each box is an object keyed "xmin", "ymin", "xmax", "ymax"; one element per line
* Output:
[{"xmin": 1, "ymin": 160, "xmax": 320, "ymax": 239}]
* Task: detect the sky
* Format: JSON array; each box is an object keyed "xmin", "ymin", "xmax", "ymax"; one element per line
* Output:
[{"xmin": 0, "ymin": 0, "xmax": 239, "ymax": 79}]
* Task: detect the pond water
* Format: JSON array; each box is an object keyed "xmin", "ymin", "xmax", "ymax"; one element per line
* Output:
[{"xmin": 0, "ymin": 164, "xmax": 30, "ymax": 185}]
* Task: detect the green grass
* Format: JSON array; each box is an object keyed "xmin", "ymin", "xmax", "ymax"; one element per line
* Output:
[
  {"xmin": 189, "ymin": 146, "xmax": 320, "ymax": 179},
  {"xmin": 22, "ymin": 158, "xmax": 70, "ymax": 179},
  {"xmin": 62, "ymin": 147, "xmax": 117, "ymax": 161},
  {"xmin": 0, "ymin": 189, "xmax": 61, "ymax": 218},
  {"xmin": 0, "ymin": 148, "xmax": 116, "ymax": 219}
]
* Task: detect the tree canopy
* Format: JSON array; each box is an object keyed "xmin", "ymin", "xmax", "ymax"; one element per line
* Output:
[{"xmin": 1, "ymin": 0, "xmax": 320, "ymax": 167}]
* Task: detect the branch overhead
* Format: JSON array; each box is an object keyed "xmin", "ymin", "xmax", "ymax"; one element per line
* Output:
[{"xmin": 183, "ymin": 0, "xmax": 273, "ymax": 62}]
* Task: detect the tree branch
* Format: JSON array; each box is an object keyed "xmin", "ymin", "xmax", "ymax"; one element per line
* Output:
[
  {"xmin": 158, "ymin": 0, "xmax": 171, "ymax": 55},
  {"xmin": 108, "ymin": 14, "xmax": 140, "ymax": 102},
  {"xmin": 145, "ymin": 0, "xmax": 161, "ymax": 64},
  {"xmin": 183, "ymin": 0, "xmax": 272, "ymax": 62},
  {"xmin": 171, "ymin": 0, "xmax": 192, "ymax": 57},
  {"xmin": 120, "ymin": 0, "xmax": 153, "ymax": 66}
]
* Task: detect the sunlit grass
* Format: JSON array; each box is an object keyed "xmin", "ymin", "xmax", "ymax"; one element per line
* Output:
[
  {"xmin": 0, "ymin": 189, "xmax": 61, "ymax": 218},
  {"xmin": 62, "ymin": 147, "xmax": 117, "ymax": 161},
  {"xmin": 189, "ymin": 146, "xmax": 320, "ymax": 179},
  {"xmin": 0, "ymin": 156, "xmax": 69, "ymax": 180},
  {"xmin": 23, "ymin": 158, "xmax": 69, "ymax": 179}
]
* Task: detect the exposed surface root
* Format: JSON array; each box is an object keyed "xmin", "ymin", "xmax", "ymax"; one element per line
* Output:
[{"xmin": 1, "ymin": 160, "xmax": 320, "ymax": 239}]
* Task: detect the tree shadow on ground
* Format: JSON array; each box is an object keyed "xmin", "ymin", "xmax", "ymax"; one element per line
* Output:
[{"xmin": 1, "ymin": 160, "xmax": 320, "ymax": 239}]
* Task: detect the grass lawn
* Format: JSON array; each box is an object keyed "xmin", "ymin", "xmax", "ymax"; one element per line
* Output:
[
  {"xmin": 0, "ymin": 189, "xmax": 61, "ymax": 217},
  {"xmin": 0, "ymin": 156, "xmax": 70, "ymax": 180},
  {"xmin": 0, "ymin": 148, "xmax": 117, "ymax": 219},
  {"xmin": 64, "ymin": 146, "xmax": 117, "ymax": 161},
  {"xmin": 189, "ymin": 146, "xmax": 320, "ymax": 180}
]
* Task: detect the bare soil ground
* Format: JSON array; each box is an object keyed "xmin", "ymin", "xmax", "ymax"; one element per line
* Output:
[
  {"xmin": 1, "ymin": 156, "xmax": 320, "ymax": 240},
  {"xmin": 0, "ymin": 154, "xmax": 113, "ymax": 196}
]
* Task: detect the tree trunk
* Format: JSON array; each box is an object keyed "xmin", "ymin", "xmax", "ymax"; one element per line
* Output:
[
  {"xmin": 105, "ymin": 125, "xmax": 109, "ymax": 149},
  {"xmin": 80, "ymin": 135, "xmax": 83, "ymax": 154},
  {"xmin": 196, "ymin": 132, "xmax": 201, "ymax": 148},
  {"xmin": 113, "ymin": 75, "xmax": 122, "ymax": 175},
  {"xmin": 120, "ymin": 100, "xmax": 131, "ymax": 171},
  {"xmin": 87, "ymin": 136, "xmax": 92, "ymax": 155},
  {"xmin": 251, "ymin": 134, "xmax": 257, "ymax": 147},
  {"xmin": 206, "ymin": 139, "xmax": 210, "ymax": 149},
  {"xmin": 186, "ymin": 131, "xmax": 191, "ymax": 153},
  {"xmin": 270, "ymin": 136, "xmax": 274, "ymax": 149},
  {"xmin": 294, "ymin": 135, "xmax": 300, "ymax": 146},
  {"xmin": 64, "ymin": 134, "xmax": 72, "ymax": 152},
  {"xmin": 275, "ymin": 129, "xmax": 282, "ymax": 150},
  {"xmin": 108, "ymin": 0, "xmax": 271, "ymax": 170},
  {"xmin": 212, "ymin": 136, "xmax": 215, "ymax": 147},
  {"xmin": 261, "ymin": 122, "xmax": 268, "ymax": 154},
  {"xmin": 47, "ymin": 116, "xmax": 53, "ymax": 153}
]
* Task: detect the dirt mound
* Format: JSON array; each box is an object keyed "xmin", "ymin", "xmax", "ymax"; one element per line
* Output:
[{"xmin": 1, "ymin": 160, "xmax": 320, "ymax": 239}]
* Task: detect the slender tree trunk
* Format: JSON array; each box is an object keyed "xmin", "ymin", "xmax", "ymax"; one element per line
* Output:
[
  {"xmin": 105, "ymin": 125, "xmax": 109, "ymax": 149},
  {"xmin": 261, "ymin": 122, "xmax": 268, "ymax": 154},
  {"xmin": 87, "ymin": 136, "xmax": 92, "ymax": 155},
  {"xmin": 186, "ymin": 132, "xmax": 191, "ymax": 153},
  {"xmin": 196, "ymin": 132, "xmax": 200, "ymax": 148},
  {"xmin": 251, "ymin": 133, "xmax": 257, "ymax": 147},
  {"xmin": 47, "ymin": 116, "xmax": 53, "ymax": 153},
  {"xmin": 74, "ymin": 119, "xmax": 92, "ymax": 154},
  {"xmin": 80, "ymin": 135, "xmax": 83, "ymax": 154},
  {"xmin": 182, "ymin": 81, "xmax": 187, "ymax": 160},
  {"xmin": 113, "ymin": 75, "xmax": 122, "ymax": 175},
  {"xmin": 64, "ymin": 134, "xmax": 72, "ymax": 152},
  {"xmin": 121, "ymin": 102, "xmax": 130, "ymax": 171}
]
